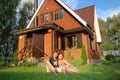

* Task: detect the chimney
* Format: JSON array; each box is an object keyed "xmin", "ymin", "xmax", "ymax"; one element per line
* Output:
[
  {"xmin": 34, "ymin": 0, "xmax": 38, "ymax": 26},
  {"xmin": 34, "ymin": 0, "xmax": 38, "ymax": 12}
]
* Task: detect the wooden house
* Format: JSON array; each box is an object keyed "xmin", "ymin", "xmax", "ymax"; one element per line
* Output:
[{"xmin": 12, "ymin": 0, "xmax": 102, "ymax": 64}]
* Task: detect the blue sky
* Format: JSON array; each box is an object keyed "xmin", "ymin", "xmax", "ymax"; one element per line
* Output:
[{"xmin": 21, "ymin": 0, "xmax": 120, "ymax": 21}]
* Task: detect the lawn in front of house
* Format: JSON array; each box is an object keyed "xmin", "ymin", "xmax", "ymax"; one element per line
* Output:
[{"xmin": 0, "ymin": 61, "xmax": 120, "ymax": 80}]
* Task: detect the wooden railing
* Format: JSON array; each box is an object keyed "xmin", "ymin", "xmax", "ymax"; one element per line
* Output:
[
  {"xmin": 18, "ymin": 45, "xmax": 48, "ymax": 61},
  {"xmin": 33, "ymin": 45, "xmax": 48, "ymax": 57}
]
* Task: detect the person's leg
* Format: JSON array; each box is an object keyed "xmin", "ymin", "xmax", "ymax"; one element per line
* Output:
[
  {"xmin": 46, "ymin": 60, "xmax": 56, "ymax": 73},
  {"xmin": 66, "ymin": 66, "xmax": 79, "ymax": 73},
  {"xmin": 61, "ymin": 67, "xmax": 67, "ymax": 74},
  {"xmin": 67, "ymin": 68, "xmax": 79, "ymax": 73}
]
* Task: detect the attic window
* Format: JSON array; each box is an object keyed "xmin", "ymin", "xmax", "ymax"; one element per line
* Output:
[
  {"xmin": 40, "ymin": 9, "xmax": 64, "ymax": 24},
  {"xmin": 41, "ymin": 12, "xmax": 53, "ymax": 24},
  {"xmin": 44, "ymin": 13, "xmax": 51, "ymax": 23},
  {"xmin": 54, "ymin": 9, "xmax": 64, "ymax": 20}
]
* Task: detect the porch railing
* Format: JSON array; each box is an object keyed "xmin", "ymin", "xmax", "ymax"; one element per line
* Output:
[{"xmin": 18, "ymin": 45, "xmax": 48, "ymax": 61}]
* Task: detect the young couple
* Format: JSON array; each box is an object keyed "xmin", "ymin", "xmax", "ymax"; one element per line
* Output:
[{"xmin": 46, "ymin": 50, "xmax": 79, "ymax": 74}]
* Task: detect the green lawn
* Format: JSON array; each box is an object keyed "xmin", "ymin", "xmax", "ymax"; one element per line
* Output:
[{"xmin": 0, "ymin": 63, "xmax": 120, "ymax": 80}]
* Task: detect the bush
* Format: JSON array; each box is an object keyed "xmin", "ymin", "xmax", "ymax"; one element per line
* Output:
[
  {"xmin": 101, "ymin": 56, "xmax": 112, "ymax": 65},
  {"xmin": 102, "ymin": 60, "xmax": 112, "ymax": 65},
  {"xmin": 114, "ymin": 56, "xmax": 120, "ymax": 63},
  {"xmin": 0, "ymin": 57, "xmax": 4, "ymax": 66},
  {"xmin": 65, "ymin": 48, "xmax": 71, "ymax": 62},
  {"xmin": 9, "ymin": 58, "xmax": 18, "ymax": 67},
  {"xmin": 105, "ymin": 54, "xmax": 114, "ymax": 61},
  {"xmin": 81, "ymin": 45, "xmax": 87, "ymax": 64},
  {"xmin": 18, "ymin": 58, "xmax": 38, "ymax": 67}
]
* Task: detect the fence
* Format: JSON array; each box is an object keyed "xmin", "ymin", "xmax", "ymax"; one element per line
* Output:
[{"xmin": 103, "ymin": 50, "xmax": 120, "ymax": 56}]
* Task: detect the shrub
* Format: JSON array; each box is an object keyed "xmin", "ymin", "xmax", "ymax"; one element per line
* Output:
[
  {"xmin": 105, "ymin": 54, "xmax": 114, "ymax": 60},
  {"xmin": 65, "ymin": 48, "xmax": 71, "ymax": 62},
  {"xmin": 105, "ymin": 54, "xmax": 115, "ymax": 63},
  {"xmin": 81, "ymin": 45, "xmax": 87, "ymax": 64},
  {"xmin": 102, "ymin": 60, "xmax": 112, "ymax": 65},
  {"xmin": 18, "ymin": 58, "xmax": 38, "ymax": 67},
  {"xmin": 114, "ymin": 56, "xmax": 120, "ymax": 63}
]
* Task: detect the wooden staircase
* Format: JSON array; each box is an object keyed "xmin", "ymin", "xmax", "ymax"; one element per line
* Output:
[{"xmin": 18, "ymin": 45, "xmax": 48, "ymax": 61}]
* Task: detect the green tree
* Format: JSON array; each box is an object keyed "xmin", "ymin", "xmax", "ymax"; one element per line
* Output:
[
  {"xmin": 107, "ymin": 13, "xmax": 120, "ymax": 50},
  {"xmin": 98, "ymin": 18, "xmax": 114, "ymax": 51},
  {"xmin": 18, "ymin": 1, "xmax": 33, "ymax": 29},
  {"xmin": 0, "ymin": 0, "xmax": 21, "ymax": 58}
]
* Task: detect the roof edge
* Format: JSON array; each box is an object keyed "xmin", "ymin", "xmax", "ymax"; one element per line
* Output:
[
  {"xmin": 55, "ymin": 0, "xmax": 87, "ymax": 27},
  {"xmin": 26, "ymin": 0, "xmax": 45, "ymax": 28}
]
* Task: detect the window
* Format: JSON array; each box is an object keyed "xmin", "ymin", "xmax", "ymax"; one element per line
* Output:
[
  {"xmin": 54, "ymin": 9, "xmax": 64, "ymax": 20},
  {"xmin": 67, "ymin": 36, "xmax": 73, "ymax": 48},
  {"xmin": 44, "ymin": 13, "xmax": 52, "ymax": 23},
  {"xmin": 40, "ymin": 9, "xmax": 64, "ymax": 24},
  {"xmin": 60, "ymin": 9, "xmax": 64, "ymax": 19},
  {"xmin": 40, "ymin": 15, "xmax": 44, "ymax": 24},
  {"xmin": 65, "ymin": 34, "xmax": 82, "ymax": 49},
  {"xmin": 40, "ymin": 12, "xmax": 53, "ymax": 24}
]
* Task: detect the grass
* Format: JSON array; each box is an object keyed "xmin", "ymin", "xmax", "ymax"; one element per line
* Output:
[{"xmin": 0, "ymin": 60, "xmax": 120, "ymax": 80}]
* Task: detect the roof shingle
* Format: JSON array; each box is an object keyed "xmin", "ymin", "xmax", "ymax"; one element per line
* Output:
[{"xmin": 74, "ymin": 5, "xmax": 95, "ymax": 29}]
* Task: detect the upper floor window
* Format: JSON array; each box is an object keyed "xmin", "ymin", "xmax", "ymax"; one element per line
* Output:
[
  {"xmin": 40, "ymin": 9, "xmax": 64, "ymax": 24},
  {"xmin": 44, "ymin": 13, "xmax": 52, "ymax": 23},
  {"xmin": 54, "ymin": 9, "xmax": 64, "ymax": 20},
  {"xmin": 41, "ymin": 12, "xmax": 53, "ymax": 24}
]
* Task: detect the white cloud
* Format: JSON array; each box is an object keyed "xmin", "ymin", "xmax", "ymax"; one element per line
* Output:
[{"xmin": 97, "ymin": 7, "xmax": 120, "ymax": 21}]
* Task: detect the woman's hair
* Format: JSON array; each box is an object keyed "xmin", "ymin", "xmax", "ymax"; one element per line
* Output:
[
  {"xmin": 59, "ymin": 53, "xmax": 64, "ymax": 59},
  {"xmin": 55, "ymin": 49, "xmax": 63, "ymax": 54}
]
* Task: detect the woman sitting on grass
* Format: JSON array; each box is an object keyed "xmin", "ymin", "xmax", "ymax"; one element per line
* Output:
[{"xmin": 58, "ymin": 53, "xmax": 79, "ymax": 74}]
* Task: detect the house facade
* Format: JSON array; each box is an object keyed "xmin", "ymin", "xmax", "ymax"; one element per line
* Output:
[{"xmin": 12, "ymin": 0, "xmax": 102, "ymax": 64}]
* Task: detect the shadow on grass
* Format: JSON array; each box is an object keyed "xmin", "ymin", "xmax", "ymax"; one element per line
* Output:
[
  {"xmin": 0, "ymin": 64, "xmax": 120, "ymax": 80},
  {"xmin": 1, "ymin": 71, "xmax": 120, "ymax": 80}
]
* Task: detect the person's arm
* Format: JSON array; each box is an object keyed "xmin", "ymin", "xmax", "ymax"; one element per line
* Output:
[
  {"xmin": 63, "ymin": 59, "xmax": 71, "ymax": 67},
  {"xmin": 46, "ymin": 57, "xmax": 56, "ymax": 73}
]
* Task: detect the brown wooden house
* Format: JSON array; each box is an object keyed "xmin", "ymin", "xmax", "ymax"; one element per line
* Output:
[{"xmin": 12, "ymin": 0, "xmax": 102, "ymax": 64}]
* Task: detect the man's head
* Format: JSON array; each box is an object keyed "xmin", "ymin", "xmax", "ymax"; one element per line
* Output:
[{"xmin": 53, "ymin": 51, "xmax": 59, "ymax": 58}]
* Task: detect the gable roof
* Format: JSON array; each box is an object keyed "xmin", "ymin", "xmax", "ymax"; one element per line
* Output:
[
  {"xmin": 74, "ymin": 5, "xmax": 95, "ymax": 29},
  {"xmin": 26, "ymin": 0, "xmax": 87, "ymax": 29},
  {"xmin": 25, "ymin": 0, "xmax": 101, "ymax": 43},
  {"xmin": 75, "ymin": 5, "xmax": 101, "ymax": 43}
]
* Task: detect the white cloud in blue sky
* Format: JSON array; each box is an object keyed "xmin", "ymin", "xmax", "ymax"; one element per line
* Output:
[
  {"xmin": 63, "ymin": 0, "xmax": 120, "ymax": 21},
  {"xmin": 97, "ymin": 7, "xmax": 120, "ymax": 21}
]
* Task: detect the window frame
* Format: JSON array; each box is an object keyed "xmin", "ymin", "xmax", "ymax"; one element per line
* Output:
[{"xmin": 65, "ymin": 33, "xmax": 82, "ymax": 49}]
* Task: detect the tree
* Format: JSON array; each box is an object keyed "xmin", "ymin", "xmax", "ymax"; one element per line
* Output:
[
  {"xmin": 107, "ymin": 13, "xmax": 120, "ymax": 50},
  {"xmin": 18, "ymin": 1, "xmax": 33, "ymax": 29},
  {"xmin": 98, "ymin": 13, "xmax": 120, "ymax": 51},
  {"xmin": 0, "ymin": 0, "xmax": 21, "ymax": 58},
  {"xmin": 98, "ymin": 18, "xmax": 114, "ymax": 51}
]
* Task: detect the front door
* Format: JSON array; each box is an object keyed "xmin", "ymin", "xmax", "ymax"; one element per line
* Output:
[{"xmin": 32, "ymin": 33, "xmax": 44, "ymax": 58}]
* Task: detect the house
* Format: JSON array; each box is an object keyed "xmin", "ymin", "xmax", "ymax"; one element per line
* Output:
[{"xmin": 12, "ymin": 0, "xmax": 102, "ymax": 64}]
